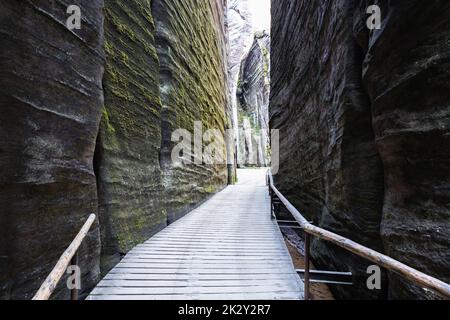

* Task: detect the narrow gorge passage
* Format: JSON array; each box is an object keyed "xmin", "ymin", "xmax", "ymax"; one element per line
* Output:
[
  {"xmin": 88, "ymin": 169, "xmax": 303, "ymax": 300},
  {"xmin": 0, "ymin": 0, "xmax": 449, "ymax": 303}
]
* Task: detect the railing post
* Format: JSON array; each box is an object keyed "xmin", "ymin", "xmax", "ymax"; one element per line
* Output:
[
  {"xmin": 270, "ymin": 190, "xmax": 274, "ymax": 220},
  {"xmin": 33, "ymin": 214, "xmax": 96, "ymax": 301},
  {"xmin": 266, "ymin": 174, "xmax": 450, "ymax": 298},
  {"xmin": 70, "ymin": 252, "xmax": 79, "ymax": 301},
  {"xmin": 304, "ymin": 232, "xmax": 311, "ymax": 300}
]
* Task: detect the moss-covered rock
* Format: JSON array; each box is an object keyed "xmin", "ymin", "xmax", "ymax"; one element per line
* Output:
[
  {"xmin": 98, "ymin": 0, "xmax": 166, "ymax": 274},
  {"xmin": 98, "ymin": 0, "xmax": 228, "ymax": 272},
  {"xmin": 0, "ymin": 0, "xmax": 230, "ymax": 298},
  {"xmin": 153, "ymin": 0, "xmax": 228, "ymax": 222}
]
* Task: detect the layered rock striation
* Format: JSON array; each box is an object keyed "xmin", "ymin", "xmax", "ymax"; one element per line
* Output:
[
  {"xmin": 0, "ymin": 0, "xmax": 104, "ymax": 299},
  {"xmin": 0, "ymin": 0, "xmax": 229, "ymax": 298},
  {"xmin": 153, "ymin": 0, "xmax": 229, "ymax": 223},
  {"xmin": 359, "ymin": 0, "xmax": 450, "ymax": 299},
  {"xmin": 271, "ymin": 0, "xmax": 450, "ymax": 299},
  {"xmin": 237, "ymin": 32, "xmax": 270, "ymax": 167},
  {"xmin": 98, "ymin": 0, "xmax": 165, "ymax": 273}
]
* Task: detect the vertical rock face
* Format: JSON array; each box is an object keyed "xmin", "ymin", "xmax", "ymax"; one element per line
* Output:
[
  {"xmin": 98, "ymin": 0, "xmax": 165, "ymax": 273},
  {"xmin": 153, "ymin": 0, "xmax": 229, "ymax": 222},
  {"xmin": 238, "ymin": 32, "xmax": 270, "ymax": 166},
  {"xmin": 359, "ymin": 0, "xmax": 450, "ymax": 299},
  {"xmin": 0, "ymin": 1, "xmax": 104, "ymax": 299},
  {"xmin": 0, "ymin": 0, "xmax": 229, "ymax": 298},
  {"xmin": 98, "ymin": 0, "xmax": 229, "ymax": 273},
  {"xmin": 226, "ymin": 0, "xmax": 254, "ymax": 165},
  {"xmin": 271, "ymin": 0, "xmax": 450, "ymax": 299},
  {"xmin": 271, "ymin": 0, "xmax": 385, "ymax": 299}
]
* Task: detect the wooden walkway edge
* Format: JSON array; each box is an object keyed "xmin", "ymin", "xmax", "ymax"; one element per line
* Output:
[{"xmin": 88, "ymin": 169, "xmax": 304, "ymax": 300}]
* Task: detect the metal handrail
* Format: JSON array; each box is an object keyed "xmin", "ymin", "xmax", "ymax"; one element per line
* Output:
[
  {"xmin": 267, "ymin": 170, "xmax": 450, "ymax": 299},
  {"xmin": 32, "ymin": 214, "xmax": 96, "ymax": 300}
]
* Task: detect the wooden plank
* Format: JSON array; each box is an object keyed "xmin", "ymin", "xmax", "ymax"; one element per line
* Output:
[
  {"xmin": 151, "ymin": 231, "xmax": 279, "ymax": 235},
  {"xmin": 142, "ymin": 241, "xmax": 283, "ymax": 246},
  {"xmin": 96, "ymin": 279, "xmax": 301, "ymax": 288},
  {"xmin": 109, "ymin": 268, "xmax": 297, "ymax": 274},
  {"xmin": 103, "ymin": 274, "xmax": 300, "ymax": 281},
  {"xmin": 131, "ymin": 247, "xmax": 287, "ymax": 253},
  {"xmin": 90, "ymin": 284, "xmax": 301, "ymax": 295},
  {"xmin": 124, "ymin": 254, "xmax": 292, "ymax": 261},
  {"xmin": 149, "ymin": 234, "xmax": 278, "ymax": 239},
  {"xmin": 121, "ymin": 260, "xmax": 291, "ymax": 265},
  {"xmin": 126, "ymin": 252, "xmax": 291, "ymax": 258},
  {"xmin": 88, "ymin": 169, "xmax": 304, "ymax": 300},
  {"xmin": 137, "ymin": 243, "xmax": 285, "ymax": 248},
  {"xmin": 88, "ymin": 292, "xmax": 302, "ymax": 300},
  {"xmin": 146, "ymin": 238, "xmax": 281, "ymax": 243},
  {"xmin": 115, "ymin": 263, "xmax": 298, "ymax": 270}
]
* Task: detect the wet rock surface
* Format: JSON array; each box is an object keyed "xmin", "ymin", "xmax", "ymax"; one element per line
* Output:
[{"xmin": 270, "ymin": 0, "xmax": 450, "ymax": 299}]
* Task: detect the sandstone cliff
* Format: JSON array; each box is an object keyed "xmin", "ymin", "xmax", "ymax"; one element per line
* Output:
[
  {"xmin": 98, "ymin": 0, "xmax": 228, "ymax": 275},
  {"xmin": 226, "ymin": 0, "xmax": 254, "ymax": 169},
  {"xmin": 359, "ymin": 0, "xmax": 450, "ymax": 299},
  {"xmin": 97, "ymin": 0, "xmax": 165, "ymax": 273},
  {"xmin": 237, "ymin": 32, "xmax": 270, "ymax": 167},
  {"xmin": 0, "ymin": 0, "xmax": 228, "ymax": 298},
  {"xmin": 271, "ymin": 0, "xmax": 450, "ymax": 299},
  {"xmin": 0, "ymin": 0, "xmax": 104, "ymax": 299},
  {"xmin": 154, "ymin": 0, "xmax": 228, "ymax": 224}
]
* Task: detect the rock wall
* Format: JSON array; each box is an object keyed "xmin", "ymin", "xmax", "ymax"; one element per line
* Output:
[
  {"xmin": 98, "ymin": 0, "xmax": 229, "ymax": 273},
  {"xmin": 0, "ymin": 0, "xmax": 228, "ymax": 298},
  {"xmin": 0, "ymin": 0, "xmax": 104, "ymax": 299},
  {"xmin": 271, "ymin": 0, "xmax": 450, "ymax": 299},
  {"xmin": 226, "ymin": 0, "xmax": 253, "ymax": 170},
  {"xmin": 359, "ymin": 0, "xmax": 450, "ymax": 299},
  {"xmin": 237, "ymin": 32, "xmax": 270, "ymax": 167},
  {"xmin": 97, "ymin": 0, "xmax": 165, "ymax": 273},
  {"xmin": 154, "ymin": 0, "xmax": 228, "ymax": 223}
]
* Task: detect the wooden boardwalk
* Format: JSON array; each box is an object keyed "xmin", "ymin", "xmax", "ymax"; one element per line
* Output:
[{"xmin": 88, "ymin": 169, "xmax": 304, "ymax": 300}]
